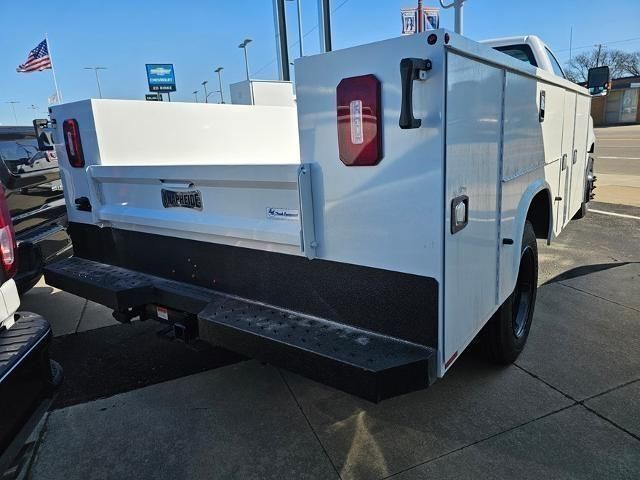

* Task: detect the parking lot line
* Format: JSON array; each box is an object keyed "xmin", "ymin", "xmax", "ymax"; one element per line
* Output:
[{"xmin": 590, "ymin": 209, "xmax": 640, "ymax": 220}]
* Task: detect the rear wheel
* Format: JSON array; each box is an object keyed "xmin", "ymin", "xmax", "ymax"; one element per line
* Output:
[
  {"xmin": 573, "ymin": 156, "xmax": 595, "ymax": 220},
  {"xmin": 485, "ymin": 220, "xmax": 538, "ymax": 364}
]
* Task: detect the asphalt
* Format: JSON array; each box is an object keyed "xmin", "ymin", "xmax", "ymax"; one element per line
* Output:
[
  {"xmin": 14, "ymin": 125, "xmax": 640, "ymax": 479},
  {"xmin": 593, "ymin": 124, "xmax": 640, "ymax": 207}
]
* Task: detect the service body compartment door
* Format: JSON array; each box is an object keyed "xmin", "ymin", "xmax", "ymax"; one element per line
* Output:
[
  {"xmin": 568, "ymin": 94, "xmax": 590, "ymax": 217},
  {"xmin": 557, "ymin": 91, "xmax": 577, "ymax": 229},
  {"xmin": 444, "ymin": 53, "xmax": 503, "ymax": 365}
]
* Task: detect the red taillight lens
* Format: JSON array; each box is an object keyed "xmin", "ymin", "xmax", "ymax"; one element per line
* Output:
[
  {"xmin": 0, "ymin": 187, "xmax": 16, "ymax": 278},
  {"xmin": 63, "ymin": 118, "xmax": 85, "ymax": 168},
  {"xmin": 336, "ymin": 74, "xmax": 382, "ymax": 166}
]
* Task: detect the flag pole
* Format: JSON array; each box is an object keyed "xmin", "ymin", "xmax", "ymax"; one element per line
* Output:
[{"xmin": 45, "ymin": 33, "xmax": 62, "ymax": 103}]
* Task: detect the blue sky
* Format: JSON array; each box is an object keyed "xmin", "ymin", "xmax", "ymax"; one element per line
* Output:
[{"xmin": 1, "ymin": 0, "xmax": 639, "ymax": 125}]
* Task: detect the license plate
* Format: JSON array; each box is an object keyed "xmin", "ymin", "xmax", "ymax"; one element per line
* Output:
[
  {"xmin": 161, "ymin": 189, "xmax": 203, "ymax": 211},
  {"xmin": 156, "ymin": 306, "xmax": 169, "ymax": 320}
]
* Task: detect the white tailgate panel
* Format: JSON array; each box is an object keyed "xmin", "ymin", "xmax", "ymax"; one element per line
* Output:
[{"xmin": 87, "ymin": 164, "xmax": 304, "ymax": 253}]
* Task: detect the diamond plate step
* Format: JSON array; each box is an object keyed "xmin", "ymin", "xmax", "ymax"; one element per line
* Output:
[{"xmin": 198, "ymin": 296, "xmax": 436, "ymax": 402}]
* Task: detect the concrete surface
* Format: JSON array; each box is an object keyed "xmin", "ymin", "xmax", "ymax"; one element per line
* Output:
[
  {"xmin": 393, "ymin": 406, "xmax": 640, "ymax": 480},
  {"xmin": 585, "ymin": 381, "xmax": 640, "ymax": 439},
  {"xmin": 24, "ymin": 202, "xmax": 639, "ymax": 480},
  {"xmin": 593, "ymin": 125, "xmax": 640, "ymax": 206},
  {"xmin": 31, "ymin": 363, "xmax": 339, "ymax": 480},
  {"xmin": 21, "ymin": 278, "xmax": 118, "ymax": 337}
]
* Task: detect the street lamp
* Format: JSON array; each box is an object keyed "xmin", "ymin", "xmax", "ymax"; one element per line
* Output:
[
  {"xmin": 238, "ymin": 38, "xmax": 252, "ymax": 81},
  {"xmin": 286, "ymin": 0, "xmax": 304, "ymax": 57},
  {"xmin": 214, "ymin": 67, "xmax": 225, "ymax": 103},
  {"xmin": 201, "ymin": 80, "xmax": 209, "ymax": 103},
  {"xmin": 83, "ymin": 66, "xmax": 107, "ymax": 99},
  {"xmin": 193, "ymin": 90, "xmax": 199, "ymax": 103}
]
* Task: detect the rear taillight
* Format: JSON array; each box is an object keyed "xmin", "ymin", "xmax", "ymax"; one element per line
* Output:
[
  {"xmin": 63, "ymin": 118, "xmax": 85, "ymax": 168},
  {"xmin": 336, "ymin": 74, "xmax": 382, "ymax": 166},
  {"xmin": 0, "ymin": 187, "xmax": 17, "ymax": 278}
]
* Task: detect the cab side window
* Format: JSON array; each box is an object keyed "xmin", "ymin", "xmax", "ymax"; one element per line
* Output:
[
  {"xmin": 546, "ymin": 48, "xmax": 566, "ymax": 78},
  {"xmin": 494, "ymin": 44, "xmax": 538, "ymax": 67}
]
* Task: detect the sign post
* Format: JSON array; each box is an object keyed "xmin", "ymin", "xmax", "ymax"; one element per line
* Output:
[{"xmin": 145, "ymin": 64, "xmax": 176, "ymax": 101}]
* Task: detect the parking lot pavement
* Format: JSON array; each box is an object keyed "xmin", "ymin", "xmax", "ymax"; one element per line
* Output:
[
  {"xmin": 21, "ymin": 278, "xmax": 118, "ymax": 337},
  {"xmin": 594, "ymin": 125, "xmax": 640, "ymax": 207},
  {"xmin": 22, "ymin": 203, "xmax": 639, "ymax": 480}
]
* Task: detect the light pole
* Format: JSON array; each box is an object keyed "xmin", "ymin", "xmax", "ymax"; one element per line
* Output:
[
  {"xmin": 201, "ymin": 80, "xmax": 209, "ymax": 103},
  {"xmin": 83, "ymin": 66, "xmax": 107, "ymax": 98},
  {"xmin": 5, "ymin": 101, "xmax": 19, "ymax": 124},
  {"xmin": 286, "ymin": 0, "xmax": 304, "ymax": 57},
  {"xmin": 214, "ymin": 67, "xmax": 225, "ymax": 103},
  {"xmin": 439, "ymin": 0, "xmax": 465, "ymax": 35},
  {"xmin": 193, "ymin": 90, "xmax": 199, "ymax": 103},
  {"xmin": 238, "ymin": 38, "xmax": 252, "ymax": 81}
]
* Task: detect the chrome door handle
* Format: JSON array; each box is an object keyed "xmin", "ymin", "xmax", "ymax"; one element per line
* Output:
[{"xmin": 572, "ymin": 149, "xmax": 578, "ymax": 164}]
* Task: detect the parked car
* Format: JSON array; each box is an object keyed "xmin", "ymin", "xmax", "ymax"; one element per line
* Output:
[
  {"xmin": 0, "ymin": 185, "xmax": 62, "ymax": 476},
  {"xmin": 0, "ymin": 126, "xmax": 72, "ymax": 294}
]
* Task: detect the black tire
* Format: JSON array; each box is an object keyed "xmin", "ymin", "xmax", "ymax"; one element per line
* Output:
[
  {"xmin": 573, "ymin": 156, "xmax": 595, "ymax": 220},
  {"xmin": 485, "ymin": 220, "xmax": 538, "ymax": 364}
]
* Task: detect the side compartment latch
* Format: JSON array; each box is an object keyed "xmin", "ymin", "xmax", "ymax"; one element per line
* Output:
[{"xmin": 451, "ymin": 195, "xmax": 469, "ymax": 234}]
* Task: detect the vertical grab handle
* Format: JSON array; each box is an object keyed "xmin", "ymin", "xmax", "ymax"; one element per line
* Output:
[{"xmin": 399, "ymin": 58, "xmax": 432, "ymax": 129}]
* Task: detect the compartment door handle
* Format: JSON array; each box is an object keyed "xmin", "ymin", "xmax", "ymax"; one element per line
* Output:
[{"xmin": 399, "ymin": 58, "xmax": 431, "ymax": 129}]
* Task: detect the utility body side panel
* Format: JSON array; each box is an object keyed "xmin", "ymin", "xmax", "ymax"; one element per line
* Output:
[
  {"xmin": 443, "ymin": 52, "xmax": 503, "ymax": 364},
  {"xmin": 295, "ymin": 33, "xmax": 446, "ymax": 278}
]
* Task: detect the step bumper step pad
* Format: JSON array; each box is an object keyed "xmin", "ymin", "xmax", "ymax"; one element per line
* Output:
[{"xmin": 199, "ymin": 297, "xmax": 436, "ymax": 402}]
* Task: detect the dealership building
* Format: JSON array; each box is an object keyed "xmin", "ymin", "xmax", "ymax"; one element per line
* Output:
[{"xmin": 591, "ymin": 75, "xmax": 640, "ymax": 125}]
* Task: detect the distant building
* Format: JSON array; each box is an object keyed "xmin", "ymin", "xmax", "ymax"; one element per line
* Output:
[{"xmin": 591, "ymin": 75, "xmax": 640, "ymax": 126}]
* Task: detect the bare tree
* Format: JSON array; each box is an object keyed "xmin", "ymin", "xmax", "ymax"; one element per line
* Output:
[{"xmin": 564, "ymin": 47, "xmax": 640, "ymax": 83}]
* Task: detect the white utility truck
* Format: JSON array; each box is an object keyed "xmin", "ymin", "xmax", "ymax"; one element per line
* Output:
[{"xmin": 43, "ymin": 31, "xmax": 601, "ymax": 401}]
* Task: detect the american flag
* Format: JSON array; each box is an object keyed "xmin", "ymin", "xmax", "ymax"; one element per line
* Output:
[{"xmin": 17, "ymin": 39, "xmax": 52, "ymax": 73}]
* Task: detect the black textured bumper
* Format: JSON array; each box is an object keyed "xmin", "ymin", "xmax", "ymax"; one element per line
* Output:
[{"xmin": 45, "ymin": 256, "xmax": 436, "ymax": 401}]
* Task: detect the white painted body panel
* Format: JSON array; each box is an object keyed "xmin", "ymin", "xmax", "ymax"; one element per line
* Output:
[
  {"xmin": 0, "ymin": 280, "xmax": 20, "ymax": 330},
  {"xmin": 443, "ymin": 53, "xmax": 503, "ymax": 363},
  {"xmin": 229, "ymin": 80, "xmax": 295, "ymax": 106},
  {"xmin": 50, "ymin": 29, "xmax": 593, "ymax": 379},
  {"xmin": 86, "ymin": 164, "xmax": 305, "ymax": 254},
  {"xmin": 295, "ymin": 33, "xmax": 446, "ymax": 277}
]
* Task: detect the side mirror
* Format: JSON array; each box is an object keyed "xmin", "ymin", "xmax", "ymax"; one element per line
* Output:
[
  {"xmin": 33, "ymin": 118, "xmax": 55, "ymax": 151},
  {"xmin": 587, "ymin": 66, "xmax": 610, "ymax": 96}
]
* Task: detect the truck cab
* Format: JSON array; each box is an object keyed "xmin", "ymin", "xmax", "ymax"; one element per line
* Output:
[{"xmin": 484, "ymin": 35, "xmax": 596, "ymax": 155}]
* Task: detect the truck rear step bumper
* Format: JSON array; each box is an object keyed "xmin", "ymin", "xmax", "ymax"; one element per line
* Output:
[
  {"xmin": 45, "ymin": 257, "xmax": 436, "ymax": 401},
  {"xmin": 1, "ymin": 313, "xmax": 60, "ymax": 470}
]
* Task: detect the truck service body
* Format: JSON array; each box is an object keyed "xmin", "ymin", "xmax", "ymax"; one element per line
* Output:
[{"xmin": 44, "ymin": 30, "xmax": 594, "ymax": 401}]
